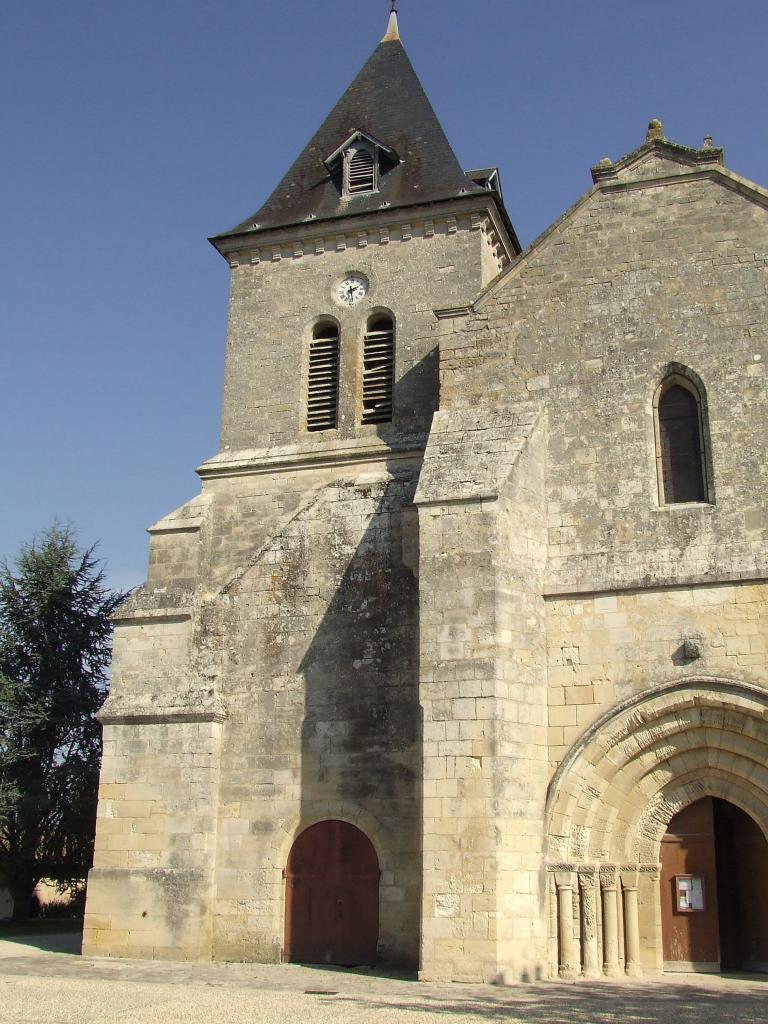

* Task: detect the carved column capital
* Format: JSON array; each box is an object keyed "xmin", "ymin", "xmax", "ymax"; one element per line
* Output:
[
  {"xmin": 620, "ymin": 866, "xmax": 639, "ymax": 890},
  {"xmin": 599, "ymin": 865, "xmax": 619, "ymax": 890},
  {"xmin": 578, "ymin": 865, "xmax": 598, "ymax": 889},
  {"xmin": 640, "ymin": 863, "xmax": 661, "ymax": 882},
  {"xmin": 554, "ymin": 870, "xmax": 576, "ymax": 890}
]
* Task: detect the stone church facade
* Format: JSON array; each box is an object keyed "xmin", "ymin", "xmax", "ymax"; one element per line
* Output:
[{"xmin": 83, "ymin": 13, "xmax": 768, "ymax": 983}]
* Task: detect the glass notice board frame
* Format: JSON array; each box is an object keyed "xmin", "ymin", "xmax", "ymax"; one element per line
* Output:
[{"xmin": 675, "ymin": 874, "xmax": 706, "ymax": 913}]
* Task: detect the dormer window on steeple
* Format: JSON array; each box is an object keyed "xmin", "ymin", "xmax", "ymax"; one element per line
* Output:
[
  {"xmin": 465, "ymin": 168, "xmax": 503, "ymax": 201},
  {"xmin": 324, "ymin": 130, "xmax": 399, "ymax": 199}
]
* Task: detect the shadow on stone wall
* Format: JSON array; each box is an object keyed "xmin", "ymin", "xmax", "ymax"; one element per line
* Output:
[
  {"xmin": 294, "ymin": 461, "xmax": 421, "ymax": 967},
  {"xmin": 290, "ymin": 353, "xmax": 436, "ymax": 969}
]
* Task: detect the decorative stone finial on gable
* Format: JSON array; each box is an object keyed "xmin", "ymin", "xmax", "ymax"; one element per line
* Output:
[
  {"xmin": 646, "ymin": 118, "xmax": 665, "ymax": 143},
  {"xmin": 703, "ymin": 135, "xmax": 714, "ymax": 150}
]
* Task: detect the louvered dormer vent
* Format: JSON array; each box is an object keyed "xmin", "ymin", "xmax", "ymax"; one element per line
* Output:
[
  {"xmin": 347, "ymin": 149, "xmax": 376, "ymax": 194},
  {"xmin": 307, "ymin": 324, "xmax": 340, "ymax": 431},
  {"xmin": 323, "ymin": 131, "xmax": 398, "ymax": 199},
  {"xmin": 361, "ymin": 315, "xmax": 394, "ymax": 424}
]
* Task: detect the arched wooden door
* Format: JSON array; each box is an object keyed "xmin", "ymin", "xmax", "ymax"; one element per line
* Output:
[{"xmin": 284, "ymin": 820, "xmax": 380, "ymax": 966}]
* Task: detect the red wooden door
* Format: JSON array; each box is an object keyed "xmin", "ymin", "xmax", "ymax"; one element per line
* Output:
[
  {"xmin": 660, "ymin": 798, "xmax": 720, "ymax": 970},
  {"xmin": 284, "ymin": 820, "xmax": 379, "ymax": 966}
]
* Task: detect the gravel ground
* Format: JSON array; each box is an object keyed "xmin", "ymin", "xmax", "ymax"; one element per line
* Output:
[{"xmin": 0, "ymin": 938, "xmax": 765, "ymax": 1024}]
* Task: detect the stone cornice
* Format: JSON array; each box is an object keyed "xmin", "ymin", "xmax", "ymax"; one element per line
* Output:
[
  {"xmin": 98, "ymin": 694, "xmax": 227, "ymax": 725},
  {"xmin": 112, "ymin": 610, "xmax": 191, "ymax": 626},
  {"xmin": 544, "ymin": 570, "xmax": 768, "ymax": 599},
  {"xmin": 595, "ymin": 164, "xmax": 768, "ymax": 210},
  {"xmin": 98, "ymin": 708, "xmax": 226, "ymax": 725},
  {"xmin": 213, "ymin": 195, "xmax": 515, "ymax": 271},
  {"xmin": 197, "ymin": 440, "xmax": 425, "ymax": 480},
  {"xmin": 590, "ymin": 138, "xmax": 724, "ymax": 184}
]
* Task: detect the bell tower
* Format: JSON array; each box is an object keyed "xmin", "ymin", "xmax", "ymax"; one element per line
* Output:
[{"xmin": 208, "ymin": 9, "xmax": 519, "ymax": 452}]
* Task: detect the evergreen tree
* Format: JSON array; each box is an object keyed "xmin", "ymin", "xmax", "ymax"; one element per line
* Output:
[{"xmin": 0, "ymin": 527, "xmax": 124, "ymax": 920}]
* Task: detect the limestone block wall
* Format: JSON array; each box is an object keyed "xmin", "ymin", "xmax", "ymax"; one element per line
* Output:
[
  {"xmin": 217, "ymin": 201, "xmax": 506, "ymax": 450},
  {"xmin": 85, "ymin": 498, "xmax": 225, "ymax": 960},
  {"xmin": 84, "ymin": 717, "xmax": 223, "ymax": 960},
  {"xmin": 438, "ymin": 161, "xmax": 768, "ymax": 592},
  {"xmin": 495, "ymin": 423, "xmax": 549, "ymax": 977},
  {"xmin": 415, "ymin": 405, "xmax": 549, "ymax": 983},
  {"xmin": 206, "ymin": 461, "xmax": 423, "ymax": 966},
  {"xmin": 546, "ymin": 581, "xmax": 768, "ymax": 769},
  {"xmin": 107, "ymin": 616, "xmax": 192, "ymax": 696},
  {"xmin": 145, "ymin": 495, "xmax": 208, "ymax": 589}
]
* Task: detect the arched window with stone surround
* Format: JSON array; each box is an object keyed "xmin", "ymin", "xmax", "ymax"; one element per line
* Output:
[{"xmin": 654, "ymin": 371, "xmax": 710, "ymax": 505}]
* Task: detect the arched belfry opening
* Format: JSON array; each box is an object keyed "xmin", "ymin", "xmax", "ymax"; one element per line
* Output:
[
  {"xmin": 661, "ymin": 797, "xmax": 768, "ymax": 973},
  {"xmin": 283, "ymin": 820, "xmax": 380, "ymax": 966}
]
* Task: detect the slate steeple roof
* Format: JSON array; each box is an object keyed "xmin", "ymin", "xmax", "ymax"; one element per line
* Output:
[{"xmin": 213, "ymin": 23, "xmax": 486, "ymax": 240}]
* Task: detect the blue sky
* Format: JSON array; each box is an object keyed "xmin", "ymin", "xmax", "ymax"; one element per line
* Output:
[{"xmin": 3, "ymin": 0, "xmax": 767, "ymax": 591}]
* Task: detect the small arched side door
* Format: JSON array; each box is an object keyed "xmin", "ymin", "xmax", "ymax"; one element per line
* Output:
[{"xmin": 284, "ymin": 820, "xmax": 380, "ymax": 966}]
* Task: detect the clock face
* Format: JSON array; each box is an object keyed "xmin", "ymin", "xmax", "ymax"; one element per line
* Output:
[{"xmin": 336, "ymin": 274, "xmax": 368, "ymax": 306}]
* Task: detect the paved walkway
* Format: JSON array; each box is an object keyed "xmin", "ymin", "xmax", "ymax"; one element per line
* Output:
[{"xmin": 0, "ymin": 936, "xmax": 766, "ymax": 1024}]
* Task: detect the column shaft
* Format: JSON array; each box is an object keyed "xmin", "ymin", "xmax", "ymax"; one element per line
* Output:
[
  {"xmin": 621, "ymin": 869, "xmax": 642, "ymax": 977},
  {"xmin": 555, "ymin": 872, "xmax": 577, "ymax": 979},
  {"xmin": 600, "ymin": 868, "xmax": 621, "ymax": 977},
  {"xmin": 579, "ymin": 870, "xmax": 600, "ymax": 978}
]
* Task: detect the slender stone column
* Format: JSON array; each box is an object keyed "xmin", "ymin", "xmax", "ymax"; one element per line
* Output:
[
  {"xmin": 621, "ymin": 868, "xmax": 642, "ymax": 976},
  {"xmin": 555, "ymin": 871, "xmax": 578, "ymax": 979},
  {"xmin": 616, "ymin": 874, "xmax": 625, "ymax": 970},
  {"xmin": 641, "ymin": 865, "xmax": 663, "ymax": 974},
  {"xmin": 548, "ymin": 874, "xmax": 559, "ymax": 978},
  {"xmin": 579, "ymin": 867, "xmax": 601, "ymax": 978},
  {"xmin": 600, "ymin": 866, "xmax": 622, "ymax": 977}
]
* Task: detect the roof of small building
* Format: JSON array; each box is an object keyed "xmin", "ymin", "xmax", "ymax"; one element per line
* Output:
[{"xmin": 212, "ymin": 31, "xmax": 486, "ymax": 241}]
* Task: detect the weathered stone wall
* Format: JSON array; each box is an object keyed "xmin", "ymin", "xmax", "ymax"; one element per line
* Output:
[
  {"xmin": 219, "ymin": 203, "xmax": 504, "ymax": 450},
  {"xmin": 208, "ymin": 461, "xmax": 423, "ymax": 966},
  {"xmin": 415, "ymin": 406, "xmax": 549, "ymax": 983},
  {"xmin": 439, "ymin": 161, "xmax": 768, "ymax": 593},
  {"xmin": 83, "ymin": 717, "xmax": 222, "ymax": 960},
  {"xmin": 546, "ymin": 580, "xmax": 768, "ymax": 769},
  {"xmin": 87, "ymin": 451, "xmax": 425, "ymax": 966}
]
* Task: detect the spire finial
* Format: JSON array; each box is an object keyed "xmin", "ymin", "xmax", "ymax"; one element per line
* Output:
[{"xmin": 383, "ymin": 1, "xmax": 400, "ymax": 41}]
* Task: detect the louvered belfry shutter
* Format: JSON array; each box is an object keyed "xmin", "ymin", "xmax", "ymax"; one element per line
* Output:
[
  {"xmin": 658, "ymin": 384, "xmax": 706, "ymax": 503},
  {"xmin": 347, "ymin": 148, "xmax": 375, "ymax": 194},
  {"xmin": 307, "ymin": 325, "xmax": 340, "ymax": 431},
  {"xmin": 361, "ymin": 316, "xmax": 394, "ymax": 425}
]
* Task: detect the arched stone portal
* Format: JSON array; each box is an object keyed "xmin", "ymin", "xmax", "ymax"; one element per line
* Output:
[
  {"xmin": 544, "ymin": 679, "xmax": 768, "ymax": 978},
  {"xmin": 284, "ymin": 820, "xmax": 380, "ymax": 966}
]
